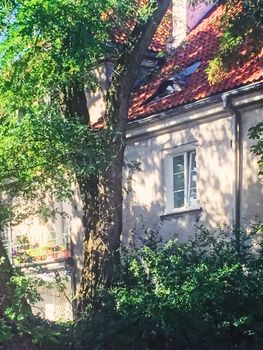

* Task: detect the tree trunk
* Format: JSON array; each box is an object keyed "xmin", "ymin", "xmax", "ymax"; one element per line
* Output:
[
  {"xmin": 76, "ymin": 0, "xmax": 172, "ymax": 306},
  {"xmin": 77, "ymin": 139, "xmax": 124, "ymax": 304}
]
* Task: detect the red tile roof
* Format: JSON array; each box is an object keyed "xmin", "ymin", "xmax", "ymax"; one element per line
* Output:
[
  {"xmin": 129, "ymin": 3, "xmax": 263, "ymax": 120},
  {"xmin": 149, "ymin": 7, "xmax": 172, "ymax": 52}
]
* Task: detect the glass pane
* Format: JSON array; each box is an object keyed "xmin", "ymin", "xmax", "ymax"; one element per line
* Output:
[
  {"xmin": 190, "ymin": 152, "xmax": 196, "ymax": 172},
  {"xmin": 190, "ymin": 171, "xmax": 197, "ymax": 189},
  {"xmin": 174, "ymin": 191, "xmax": 184, "ymax": 208},
  {"xmin": 173, "ymin": 155, "xmax": 184, "ymax": 174},
  {"xmin": 173, "ymin": 173, "xmax": 185, "ymax": 191}
]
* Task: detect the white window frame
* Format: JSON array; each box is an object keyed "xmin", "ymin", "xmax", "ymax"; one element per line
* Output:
[{"xmin": 163, "ymin": 144, "xmax": 199, "ymax": 215}]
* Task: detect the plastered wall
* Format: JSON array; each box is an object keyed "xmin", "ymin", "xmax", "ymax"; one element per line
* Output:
[
  {"xmin": 239, "ymin": 105, "xmax": 263, "ymax": 226},
  {"xmin": 123, "ymin": 106, "xmax": 262, "ymax": 243}
]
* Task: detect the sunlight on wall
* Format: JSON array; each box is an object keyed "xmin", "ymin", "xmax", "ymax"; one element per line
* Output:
[
  {"xmin": 123, "ymin": 106, "xmax": 262, "ymax": 243},
  {"xmin": 240, "ymin": 106, "xmax": 263, "ymax": 225},
  {"xmin": 198, "ymin": 116, "xmax": 233, "ymax": 228}
]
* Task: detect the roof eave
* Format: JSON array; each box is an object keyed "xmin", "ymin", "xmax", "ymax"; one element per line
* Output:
[{"xmin": 126, "ymin": 80, "xmax": 263, "ymax": 139}]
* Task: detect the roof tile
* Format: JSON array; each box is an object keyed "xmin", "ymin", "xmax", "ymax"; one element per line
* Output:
[{"xmin": 129, "ymin": 4, "xmax": 263, "ymax": 119}]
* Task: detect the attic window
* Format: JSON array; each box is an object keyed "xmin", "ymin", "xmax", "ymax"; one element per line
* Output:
[
  {"xmin": 172, "ymin": 61, "xmax": 201, "ymax": 84},
  {"xmin": 144, "ymin": 61, "xmax": 201, "ymax": 104}
]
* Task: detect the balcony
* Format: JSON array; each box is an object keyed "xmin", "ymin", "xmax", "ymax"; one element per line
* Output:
[{"xmin": 2, "ymin": 229, "xmax": 71, "ymax": 266}]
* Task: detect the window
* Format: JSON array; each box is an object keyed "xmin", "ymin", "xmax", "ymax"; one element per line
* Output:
[
  {"xmin": 173, "ymin": 151, "xmax": 197, "ymax": 208},
  {"xmin": 164, "ymin": 148, "xmax": 198, "ymax": 213}
]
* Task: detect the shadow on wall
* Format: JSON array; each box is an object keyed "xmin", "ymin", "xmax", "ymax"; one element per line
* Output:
[
  {"xmin": 240, "ymin": 107, "xmax": 263, "ymax": 225},
  {"xmin": 123, "ymin": 112, "xmax": 263, "ymax": 244},
  {"xmin": 58, "ymin": 107, "xmax": 263, "ymax": 293},
  {"xmin": 197, "ymin": 115, "xmax": 234, "ymax": 228},
  {"xmin": 86, "ymin": 63, "xmax": 113, "ymax": 124}
]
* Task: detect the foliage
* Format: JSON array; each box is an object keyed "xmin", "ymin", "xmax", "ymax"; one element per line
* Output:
[
  {"xmin": 0, "ymin": 109, "xmax": 98, "ymax": 196},
  {"xmin": 249, "ymin": 121, "xmax": 263, "ymax": 178},
  {"xmin": 206, "ymin": 0, "xmax": 263, "ymax": 84},
  {"xmin": 0, "ymin": 105, "xmax": 110, "ymax": 224},
  {"xmin": 0, "ymin": 260, "xmax": 73, "ymax": 349},
  {"xmin": 0, "ymin": 0, "xmax": 156, "ymax": 226},
  {"xmin": 0, "ymin": 0, "xmax": 140, "ymax": 113},
  {"xmin": 205, "ymin": 0, "xmax": 263, "ymax": 192},
  {"xmin": 75, "ymin": 226, "xmax": 263, "ymax": 350}
]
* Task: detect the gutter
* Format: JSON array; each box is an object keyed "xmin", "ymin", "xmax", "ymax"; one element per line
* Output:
[{"xmin": 222, "ymin": 93, "xmax": 241, "ymax": 229}]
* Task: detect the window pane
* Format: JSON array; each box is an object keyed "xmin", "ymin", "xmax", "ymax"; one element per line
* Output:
[
  {"xmin": 190, "ymin": 152, "xmax": 196, "ymax": 172},
  {"xmin": 190, "ymin": 172, "xmax": 197, "ymax": 189},
  {"xmin": 173, "ymin": 173, "xmax": 184, "ymax": 191},
  {"xmin": 188, "ymin": 151, "xmax": 197, "ymax": 207},
  {"xmin": 174, "ymin": 191, "xmax": 184, "ymax": 208},
  {"xmin": 173, "ymin": 155, "xmax": 184, "ymax": 173}
]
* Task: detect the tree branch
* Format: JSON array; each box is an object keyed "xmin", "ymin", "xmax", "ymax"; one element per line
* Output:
[{"xmin": 105, "ymin": 0, "xmax": 171, "ymax": 130}]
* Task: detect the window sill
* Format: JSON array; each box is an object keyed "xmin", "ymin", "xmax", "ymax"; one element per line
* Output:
[{"xmin": 160, "ymin": 206, "xmax": 202, "ymax": 219}]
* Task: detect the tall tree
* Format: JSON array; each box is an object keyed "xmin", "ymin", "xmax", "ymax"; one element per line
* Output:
[
  {"xmin": 1, "ymin": 0, "xmax": 261, "ymax": 310},
  {"xmin": 0, "ymin": 0, "xmax": 171, "ymax": 307},
  {"xmin": 79, "ymin": 0, "xmax": 172, "ymax": 304}
]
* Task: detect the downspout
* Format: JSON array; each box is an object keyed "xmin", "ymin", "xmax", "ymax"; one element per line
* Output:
[{"xmin": 222, "ymin": 94, "xmax": 241, "ymax": 228}]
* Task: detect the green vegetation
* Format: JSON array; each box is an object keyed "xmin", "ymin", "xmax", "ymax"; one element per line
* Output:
[
  {"xmin": 206, "ymin": 0, "xmax": 263, "ymax": 83},
  {"xmin": 0, "ymin": 258, "xmax": 73, "ymax": 349},
  {"xmin": 0, "ymin": 0, "xmax": 262, "ymax": 348},
  {"xmin": 2, "ymin": 226, "xmax": 263, "ymax": 349},
  {"xmin": 249, "ymin": 122, "xmax": 263, "ymax": 179},
  {"xmin": 0, "ymin": 0, "xmax": 172, "ymax": 305},
  {"xmin": 0, "ymin": 108, "xmax": 109, "ymax": 223},
  {"xmin": 0, "ymin": 0, "xmax": 159, "ymax": 224},
  {"xmin": 74, "ymin": 226, "xmax": 263, "ymax": 350}
]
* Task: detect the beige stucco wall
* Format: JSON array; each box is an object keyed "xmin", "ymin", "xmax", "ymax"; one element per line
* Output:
[
  {"xmin": 123, "ymin": 97, "xmax": 263, "ymax": 243},
  {"xmin": 123, "ymin": 114, "xmax": 233, "ymax": 243},
  {"xmin": 239, "ymin": 104, "xmax": 263, "ymax": 225}
]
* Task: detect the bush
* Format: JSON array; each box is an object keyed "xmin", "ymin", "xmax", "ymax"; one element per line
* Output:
[
  {"xmin": 75, "ymin": 226, "xmax": 263, "ymax": 350},
  {"xmin": 0, "ymin": 264, "xmax": 73, "ymax": 350}
]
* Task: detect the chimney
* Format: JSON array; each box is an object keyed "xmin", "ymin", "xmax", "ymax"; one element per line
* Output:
[
  {"xmin": 172, "ymin": 0, "xmax": 187, "ymax": 48},
  {"xmin": 171, "ymin": 0, "xmax": 216, "ymax": 49}
]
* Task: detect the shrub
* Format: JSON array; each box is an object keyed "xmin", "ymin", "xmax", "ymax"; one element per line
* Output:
[
  {"xmin": 0, "ymin": 265, "xmax": 73, "ymax": 349},
  {"xmin": 75, "ymin": 226, "xmax": 263, "ymax": 350}
]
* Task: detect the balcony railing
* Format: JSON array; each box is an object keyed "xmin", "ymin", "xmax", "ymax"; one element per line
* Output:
[{"xmin": 1, "ymin": 229, "xmax": 71, "ymax": 266}]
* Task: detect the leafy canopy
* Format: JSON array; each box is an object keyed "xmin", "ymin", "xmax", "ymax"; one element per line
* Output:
[
  {"xmin": 1, "ymin": 0, "xmax": 125, "ymax": 110},
  {"xmin": 0, "ymin": 108, "xmax": 109, "ymax": 198},
  {"xmin": 0, "ymin": 0, "xmax": 157, "ymax": 112},
  {"xmin": 0, "ymin": 0, "xmax": 154, "ymax": 223},
  {"xmin": 249, "ymin": 122, "xmax": 263, "ymax": 179}
]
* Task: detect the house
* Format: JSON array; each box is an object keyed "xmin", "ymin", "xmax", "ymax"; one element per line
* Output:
[
  {"xmin": 2, "ymin": 0, "xmax": 262, "ymax": 320},
  {"xmin": 122, "ymin": 2, "xmax": 263, "ymax": 243}
]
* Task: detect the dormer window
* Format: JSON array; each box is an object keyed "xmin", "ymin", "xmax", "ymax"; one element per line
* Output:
[{"xmin": 143, "ymin": 61, "xmax": 201, "ymax": 103}]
